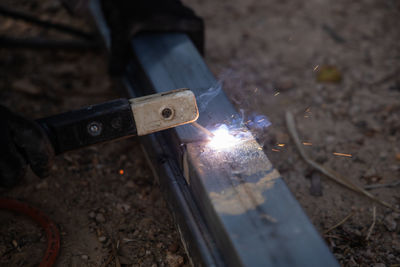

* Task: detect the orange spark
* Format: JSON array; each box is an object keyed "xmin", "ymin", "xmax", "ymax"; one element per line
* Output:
[
  {"xmin": 333, "ymin": 152, "xmax": 352, "ymax": 158},
  {"xmin": 277, "ymin": 143, "xmax": 285, "ymax": 147},
  {"xmin": 271, "ymin": 149, "xmax": 280, "ymax": 152},
  {"xmin": 119, "ymin": 169, "xmax": 124, "ymax": 175},
  {"xmin": 302, "ymin": 142, "xmax": 313, "ymax": 146}
]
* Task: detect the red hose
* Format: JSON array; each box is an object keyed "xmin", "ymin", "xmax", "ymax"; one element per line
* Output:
[{"xmin": 0, "ymin": 198, "xmax": 60, "ymax": 267}]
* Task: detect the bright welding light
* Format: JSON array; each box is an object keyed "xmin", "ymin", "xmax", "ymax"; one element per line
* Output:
[{"xmin": 208, "ymin": 124, "xmax": 241, "ymax": 150}]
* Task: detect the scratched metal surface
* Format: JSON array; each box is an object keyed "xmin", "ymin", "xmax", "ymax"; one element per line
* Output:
[{"xmin": 131, "ymin": 33, "xmax": 338, "ymax": 267}]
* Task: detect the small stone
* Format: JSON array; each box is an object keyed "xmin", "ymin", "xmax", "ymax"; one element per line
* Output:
[
  {"xmin": 95, "ymin": 213, "xmax": 106, "ymax": 223},
  {"xmin": 363, "ymin": 249, "xmax": 373, "ymax": 259},
  {"xmin": 325, "ymin": 135, "xmax": 335, "ymax": 144},
  {"xmin": 384, "ymin": 214, "xmax": 398, "ymax": 232},
  {"xmin": 118, "ymin": 255, "xmax": 132, "ymax": 265},
  {"xmin": 122, "ymin": 237, "xmax": 135, "ymax": 243},
  {"xmin": 116, "ymin": 203, "xmax": 131, "ymax": 213},
  {"xmin": 166, "ymin": 252, "xmax": 184, "ymax": 267},
  {"xmin": 12, "ymin": 79, "xmax": 41, "ymax": 95},
  {"xmin": 364, "ymin": 167, "xmax": 377, "ymax": 177},
  {"xmin": 125, "ymin": 181, "xmax": 135, "ymax": 188},
  {"xmin": 133, "ymin": 230, "xmax": 139, "ymax": 237},
  {"xmin": 274, "ymin": 80, "xmax": 295, "ymax": 92},
  {"xmin": 81, "ymin": 255, "xmax": 88, "ymax": 260},
  {"xmin": 309, "ymin": 172, "xmax": 323, "ymax": 197},
  {"xmin": 36, "ymin": 180, "xmax": 48, "ymax": 190},
  {"xmin": 389, "ymin": 165, "xmax": 399, "ymax": 171},
  {"xmin": 98, "ymin": 236, "xmax": 107, "ymax": 243},
  {"xmin": 378, "ymin": 151, "xmax": 388, "ymax": 160},
  {"xmin": 392, "ymin": 212, "xmax": 400, "ymax": 220},
  {"xmin": 316, "ymin": 65, "xmax": 342, "ymax": 83},
  {"xmin": 353, "ymin": 229, "xmax": 362, "ymax": 236},
  {"xmin": 168, "ymin": 242, "xmax": 179, "ymax": 253}
]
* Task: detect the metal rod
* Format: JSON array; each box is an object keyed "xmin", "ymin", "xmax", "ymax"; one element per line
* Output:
[{"xmin": 191, "ymin": 122, "xmax": 214, "ymax": 138}]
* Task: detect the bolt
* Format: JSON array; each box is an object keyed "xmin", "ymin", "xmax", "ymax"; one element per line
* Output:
[
  {"xmin": 161, "ymin": 107, "xmax": 173, "ymax": 119},
  {"xmin": 111, "ymin": 117, "xmax": 122, "ymax": 129},
  {"xmin": 87, "ymin": 121, "xmax": 102, "ymax": 136}
]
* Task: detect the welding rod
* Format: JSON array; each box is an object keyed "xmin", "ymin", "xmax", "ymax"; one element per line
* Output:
[
  {"xmin": 36, "ymin": 89, "xmax": 198, "ymax": 155},
  {"xmin": 192, "ymin": 122, "xmax": 214, "ymax": 138}
]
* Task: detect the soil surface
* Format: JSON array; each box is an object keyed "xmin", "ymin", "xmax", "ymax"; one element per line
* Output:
[
  {"xmin": 184, "ymin": 0, "xmax": 400, "ymax": 266},
  {"xmin": 1, "ymin": 0, "xmax": 399, "ymax": 266},
  {"xmin": 0, "ymin": 1, "xmax": 187, "ymax": 266}
]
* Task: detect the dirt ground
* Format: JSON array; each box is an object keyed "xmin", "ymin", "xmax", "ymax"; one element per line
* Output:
[
  {"xmin": 0, "ymin": 0, "xmax": 399, "ymax": 266},
  {"xmin": 0, "ymin": 1, "xmax": 188, "ymax": 266},
  {"xmin": 185, "ymin": 0, "xmax": 400, "ymax": 265}
]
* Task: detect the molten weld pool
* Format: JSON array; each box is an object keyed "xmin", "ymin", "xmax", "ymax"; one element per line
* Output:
[{"xmin": 207, "ymin": 124, "xmax": 252, "ymax": 151}]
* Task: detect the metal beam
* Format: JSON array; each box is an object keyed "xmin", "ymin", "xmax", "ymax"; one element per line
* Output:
[{"xmin": 89, "ymin": 1, "xmax": 339, "ymax": 266}]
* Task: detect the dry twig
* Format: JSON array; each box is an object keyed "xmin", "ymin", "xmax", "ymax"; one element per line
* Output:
[
  {"xmin": 324, "ymin": 212, "xmax": 354, "ymax": 234},
  {"xmin": 366, "ymin": 206, "xmax": 376, "ymax": 240},
  {"xmin": 285, "ymin": 111, "xmax": 399, "ymax": 212},
  {"xmin": 364, "ymin": 180, "xmax": 400, "ymax": 190},
  {"xmin": 102, "ymin": 254, "xmax": 114, "ymax": 267},
  {"xmin": 111, "ymin": 240, "xmax": 121, "ymax": 267}
]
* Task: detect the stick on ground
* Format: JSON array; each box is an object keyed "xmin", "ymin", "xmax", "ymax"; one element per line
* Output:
[
  {"xmin": 366, "ymin": 206, "xmax": 376, "ymax": 240},
  {"xmin": 324, "ymin": 212, "xmax": 354, "ymax": 234},
  {"xmin": 364, "ymin": 180, "xmax": 400, "ymax": 190},
  {"xmin": 285, "ymin": 111, "xmax": 398, "ymax": 212}
]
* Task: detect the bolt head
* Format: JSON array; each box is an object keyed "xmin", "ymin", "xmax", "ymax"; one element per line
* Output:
[
  {"xmin": 161, "ymin": 108, "xmax": 173, "ymax": 119},
  {"xmin": 87, "ymin": 121, "xmax": 102, "ymax": 136}
]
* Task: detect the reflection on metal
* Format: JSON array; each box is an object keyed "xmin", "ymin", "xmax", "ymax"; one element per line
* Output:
[
  {"xmin": 209, "ymin": 170, "xmax": 279, "ymax": 215},
  {"xmin": 189, "ymin": 138, "xmax": 280, "ymax": 215}
]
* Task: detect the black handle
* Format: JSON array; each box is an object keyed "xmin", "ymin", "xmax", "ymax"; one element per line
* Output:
[{"xmin": 36, "ymin": 99, "xmax": 137, "ymax": 155}]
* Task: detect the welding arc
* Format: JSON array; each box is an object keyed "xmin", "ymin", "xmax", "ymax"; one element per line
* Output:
[{"xmin": 0, "ymin": 198, "xmax": 60, "ymax": 267}]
